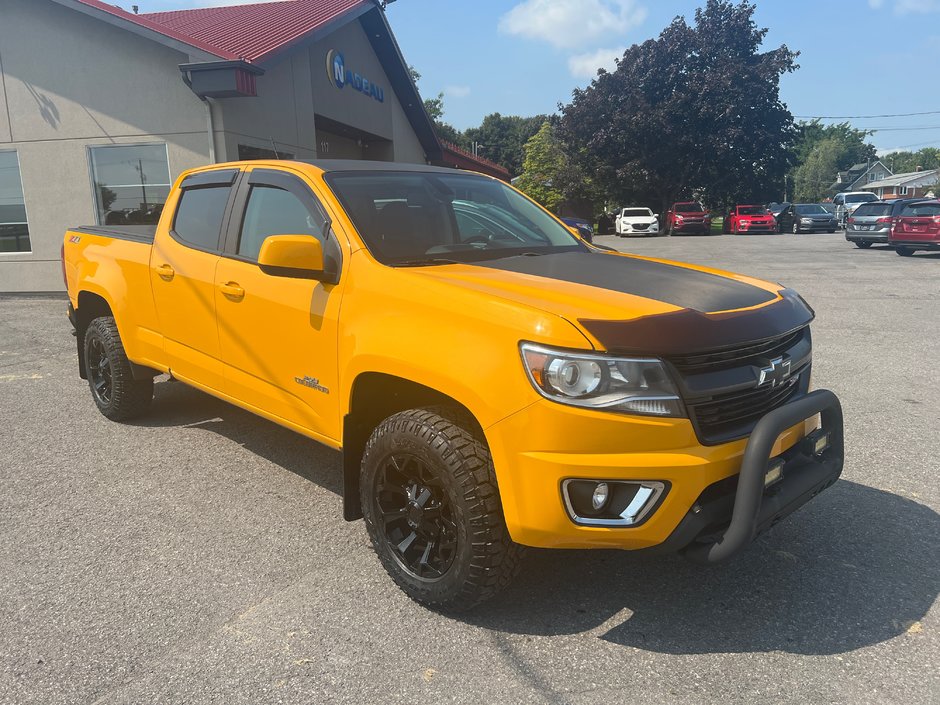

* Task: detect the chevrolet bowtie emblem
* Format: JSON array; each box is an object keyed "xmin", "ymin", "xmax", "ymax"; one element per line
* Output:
[{"xmin": 758, "ymin": 356, "xmax": 792, "ymax": 388}]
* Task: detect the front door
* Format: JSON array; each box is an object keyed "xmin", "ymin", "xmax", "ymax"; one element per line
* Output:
[
  {"xmin": 150, "ymin": 169, "xmax": 239, "ymax": 393},
  {"xmin": 214, "ymin": 168, "xmax": 345, "ymax": 443}
]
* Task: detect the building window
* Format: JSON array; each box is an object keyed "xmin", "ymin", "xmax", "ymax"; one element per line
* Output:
[
  {"xmin": 899, "ymin": 186, "xmax": 909, "ymax": 195},
  {"xmin": 0, "ymin": 151, "xmax": 30, "ymax": 253},
  {"xmin": 89, "ymin": 144, "xmax": 171, "ymax": 225}
]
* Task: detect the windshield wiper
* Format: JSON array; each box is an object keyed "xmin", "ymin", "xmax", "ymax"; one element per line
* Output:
[{"xmin": 392, "ymin": 257, "xmax": 461, "ymax": 267}]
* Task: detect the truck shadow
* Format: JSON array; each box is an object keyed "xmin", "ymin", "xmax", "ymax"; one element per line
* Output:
[
  {"xmin": 131, "ymin": 378, "xmax": 343, "ymax": 495},
  {"xmin": 132, "ymin": 380, "xmax": 937, "ymax": 657},
  {"xmin": 462, "ymin": 480, "xmax": 938, "ymax": 655}
]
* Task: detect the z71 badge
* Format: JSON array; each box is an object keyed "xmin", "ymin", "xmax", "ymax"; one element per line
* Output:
[{"xmin": 295, "ymin": 376, "xmax": 329, "ymax": 394}]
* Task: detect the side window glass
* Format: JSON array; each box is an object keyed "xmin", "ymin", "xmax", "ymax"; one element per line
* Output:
[
  {"xmin": 238, "ymin": 185, "xmax": 325, "ymax": 261},
  {"xmin": 173, "ymin": 186, "xmax": 231, "ymax": 251}
]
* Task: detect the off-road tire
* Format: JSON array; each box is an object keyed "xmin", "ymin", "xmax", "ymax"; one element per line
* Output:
[
  {"xmin": 84, "ymin": 317, "xmax": 153, "ymax": 421},
  {"xmin": 360, "ymin": 407, "xmax": 523, "ymax": 611},
  {"xmin": 896, "ymin": 247, "xmax": 915, "ymax": 257},
  {"xmin": 855, "ymin": 241, "xmax": 872, "ymax": 249}
]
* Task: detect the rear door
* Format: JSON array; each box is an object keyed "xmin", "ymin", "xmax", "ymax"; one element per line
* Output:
[
  {"xmin": 214, "ymin": 167, "xmax": 346, "ymax": 442},
  {"xmin": 150, "ymin": 168, "xmax": 239, "ymax": 393}
]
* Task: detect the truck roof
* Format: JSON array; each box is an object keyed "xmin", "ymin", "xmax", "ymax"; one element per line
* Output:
[{"xmin": 294, "ymin": 159, "xmax": 471, "ymax": 175}]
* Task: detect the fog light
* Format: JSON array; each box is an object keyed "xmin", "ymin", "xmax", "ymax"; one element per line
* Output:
[
  {"xmin": 765, "ymin": 459, "xmax": 785, "ymax": 487},
  {"xmin": 592, "ymin": 482, "xmax": 610, "ymax": 510},
  {"xmin": 813, "ymin": 432, "xmax": 831, "ymax": 455}
]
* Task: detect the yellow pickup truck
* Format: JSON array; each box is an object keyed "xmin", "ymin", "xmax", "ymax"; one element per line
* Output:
[{"xmin": 63, "ymin": 160, "xmax": 844, "ymax": 610}]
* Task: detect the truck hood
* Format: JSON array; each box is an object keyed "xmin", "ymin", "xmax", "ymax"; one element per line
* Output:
[{"xmin": 410, "ymin": 250, "xmax": 814, "ymax": 355}]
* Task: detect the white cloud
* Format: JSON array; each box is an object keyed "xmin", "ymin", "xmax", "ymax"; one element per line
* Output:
[
  {"xmin": 444, "ymin": 85, "xmax": 471, "ymax": 98},
  {"xmin": 568, "ymin": 46, "xmax": 626, "ymax": 78},
  {"xmin": 499, "ymin": 0, "xmax": 647, "ymax": 50},
  {"xmin": 869, "ymin": 0, "xmax": 940, "ymax": 12}
]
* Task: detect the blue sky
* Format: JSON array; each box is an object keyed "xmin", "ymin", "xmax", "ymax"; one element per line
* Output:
[{"xmin": 140, "ymin": 0, "xmax": 940, "ymax": 154}]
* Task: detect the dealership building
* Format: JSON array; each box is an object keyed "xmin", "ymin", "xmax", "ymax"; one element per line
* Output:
[{"xmin": 0, "ymin": 0, "xmax": 507, "ymax": 292}]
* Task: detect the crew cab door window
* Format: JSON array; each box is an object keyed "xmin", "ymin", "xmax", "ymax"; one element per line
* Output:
[
  {"xmin": 173, "ymin": 186, "xmax": 231, "ymax": 251},
  {"xmin": 238, "ymin": 184, "xmax": 325, "ymax": 260}
]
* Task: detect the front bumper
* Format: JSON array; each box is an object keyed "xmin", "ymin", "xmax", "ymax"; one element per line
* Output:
[
  {"xmin": 737, "ymin": 223, "xmax": 777, "ymax": 233},
  {"xmin": 672, "ymin": 220, "xmax": 711, "ymax": 233},
  {"xmin": 485, "ymin": 390, "xmax": 841, "ymax": 554}
]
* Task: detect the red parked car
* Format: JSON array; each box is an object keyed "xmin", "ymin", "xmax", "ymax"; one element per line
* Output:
[
  {"xmin": 665, "ymin": 201, "xmax": 712, "ymax": 235},
  {"xmin": 724, "ymin": 205, "xmax": 778, "ymax": 234},
  {"xmin": 890, "ymin": 199, "xmax": 940, "ymax": 257}
]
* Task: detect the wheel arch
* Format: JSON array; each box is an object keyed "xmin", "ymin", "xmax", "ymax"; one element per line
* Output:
[
  {"xmin": 341, "ymin": 372, "xmax": 485, "ymax": 521},
  {"xmin": 74, "ymin": 290, "xmax": 156, "ymax": 381}
]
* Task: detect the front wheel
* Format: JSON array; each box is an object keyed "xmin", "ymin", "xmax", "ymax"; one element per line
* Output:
[
  {"xmin": 360, "ymin": 407, "xmax": 523, "ymax": 611},
  {"xmin": 896, "ymin": 247, "xmax": 915, "ymax": 257},
  {"xmin": 792, "ymin": 222, "xmax": 800, "ymax": 234},
  {"xmin": 84, "ymin": 317, "xmax": 153, "ymax": 421}
]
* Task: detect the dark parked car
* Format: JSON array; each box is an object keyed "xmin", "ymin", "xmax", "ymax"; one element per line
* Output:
[
  {"xmin": 561, "ymin": 216, "xmax": 594, "ymax": 243},
  {"xmin": 845, "ymin": 198, "xmax": 930, "ymax": 249},
  {"xmin": 890, "ymin": 199, "xmax": 940, "ymax": 257},
  {"xmin": 777, "ymin": 204, "xmax": 838, "ymax": 233}
]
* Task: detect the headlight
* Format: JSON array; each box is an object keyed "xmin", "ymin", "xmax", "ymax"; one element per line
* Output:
[
  {"xmin": 520, "ymin": 343, "xmax": 684, "ymax": 417},
  {"xmin": 801, "ymin": 218, "xmax": 812, "ymax": 223}
]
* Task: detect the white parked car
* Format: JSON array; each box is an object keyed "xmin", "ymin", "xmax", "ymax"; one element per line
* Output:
[
  {"xmin": 615, "ymin": 207, "xmax": 660, "ymax": 236},
  {"xmin": 832, "ymin": 191, "xmax": 877, "ymax": 227}
]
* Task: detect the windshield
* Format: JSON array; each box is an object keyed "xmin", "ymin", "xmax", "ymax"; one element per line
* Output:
[
  {"xmin": 852, "ymin": 203, "xmax": 891, "ymax": 217},
  {"xmin": 325, "ymin": 171, "xmax": 585, "ymax": 265},
  {"xmin": 795, "ymin": 204, "xmax": 829, "ymax": 215},
  {"xmin": 846, "ymin": 193, "xmax": 877, "ymax": 204},
  {"xmin": 675, "ymin": 202, "xmax": 704, "ymax": 212},
  {"xmin": 621, "ymin": 208, "xmax": 652, "ymax": 217},
  {"xmin": 737, "ymin": 206, "xmax": 767, "ymax": 215}
]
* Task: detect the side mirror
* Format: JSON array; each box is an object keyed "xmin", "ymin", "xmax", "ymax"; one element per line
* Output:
[
  {"xmin": 567, "ymin": 225, "xmax": 582, "ymax": 237},
  {"xmin": 653, "ymin": 213, "xmax": 659, "ymax": 218},
  {"xmin": 258, "ymin": 235, "xmax": 338, "ymax": 284}
]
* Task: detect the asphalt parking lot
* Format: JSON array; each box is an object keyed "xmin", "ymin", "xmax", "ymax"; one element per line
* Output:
[{"xmin": 1, "ymin": 232, "xmax": 937, "ymax": 705}]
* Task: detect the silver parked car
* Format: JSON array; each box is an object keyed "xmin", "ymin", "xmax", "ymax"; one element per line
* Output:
[{"xmin": 845, "ymin": 198, "xmax": 930, "ymax": 249}]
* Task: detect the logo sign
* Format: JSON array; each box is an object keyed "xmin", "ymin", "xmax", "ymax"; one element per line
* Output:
[
  {"xmin": 325, "ymin": 49, "xmax": 384, "ymax": 103},
  {"xmin": 757, "ymin": 357, "xmax": 792, "ymax": 388}
]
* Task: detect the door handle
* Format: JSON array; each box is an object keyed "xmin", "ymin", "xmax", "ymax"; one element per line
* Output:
[
  {"xmin": 220, "ymin": 282, "xmax": 245, "ymax": 301},
  {"xmin": 156, "ymin": 264, "xmax": 175, "ymax": 281}
]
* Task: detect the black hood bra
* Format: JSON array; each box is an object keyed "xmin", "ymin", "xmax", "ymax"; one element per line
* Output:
[{"xmin": 472, "ymin": 251, "xmax": 814, "ymax": 355}]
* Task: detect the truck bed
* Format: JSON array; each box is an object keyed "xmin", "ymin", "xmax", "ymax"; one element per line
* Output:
[{"xmin": 71, "ymin": 225, "xmax": 157, "ymax": 244}]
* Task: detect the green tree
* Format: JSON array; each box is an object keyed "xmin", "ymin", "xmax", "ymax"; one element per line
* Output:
[
  {"xmin": 463, "ymin": 113, "xmax": 547, "ymax": 177},
  {"xmin": 515, "ymin": 121, "xmax": 600, "ymax": 215},
  {"xmin": 793, "ymin": 137, "xmax": 842, "ymax": 202},
  {"xmin": 788, "ymin": 120, "xmax": 876, "ymax": 193},
  {"xmin": 558, "ymin": 0, "xmax": 798, "ymax": 213},
  {"xmin": 881, "ymin": 147, "xmax": 940, "ymax": 174}
]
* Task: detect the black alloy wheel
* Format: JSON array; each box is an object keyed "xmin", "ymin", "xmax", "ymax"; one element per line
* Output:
[
  {"xmin": 374, "ymin": 452, "xmax": 458, "ymax": 581},
  {"xmin": 360, "ymin": 407, "xmax": 523, "ymax": 611},
  {"xmin": 82, "ymin": 317, "xmax": 154, "ymax": 421},
  {"xmin": 87, "ymin": 335, "xmax": 113, "ymax": 407}
]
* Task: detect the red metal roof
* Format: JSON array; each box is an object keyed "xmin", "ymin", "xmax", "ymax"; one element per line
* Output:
[
  {"xmin": 67, "ymin": 0, "xmax": 239, "ymax": 59},
  {"xmin": 141, "ymin": 0, "xmax": 369, "ymax": 63}
]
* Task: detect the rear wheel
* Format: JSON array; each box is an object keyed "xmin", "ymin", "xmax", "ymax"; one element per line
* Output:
[
  {"xmin": 360, "ymin": 407, "xmax": 523, "ymax": 611},
  {"xmin": 896, "ymin": 247, "xmax": 915, "ymax": 257},
  {"xmin": 855, "ymin": 241, "xmax": 872, "ymax": 249},
  {"xmin": 84, "ymin": 317, "xmax": 153, "ymax": 421}
]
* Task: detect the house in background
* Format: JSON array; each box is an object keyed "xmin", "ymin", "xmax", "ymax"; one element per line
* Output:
[
  {"xmin": 863, "ymin": 169, "xmax": 940, "ymax": 199},
  {"xmin": 0, "ymin": 0, "xmax": 508, "ymax": 292},
  {"xmin": 828, "ymin": 160, "xmax": 893, "ymax": 196}
]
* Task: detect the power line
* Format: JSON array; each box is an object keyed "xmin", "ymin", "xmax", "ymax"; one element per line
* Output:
[{"xmin": 795, "ymin": 109, "xmax": 940, "ymax": 119}]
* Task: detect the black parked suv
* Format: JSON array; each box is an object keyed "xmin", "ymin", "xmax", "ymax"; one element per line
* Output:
[
  {"xmin": 777, "ymin": 204, "xmax": 838, "ymax": 233},
  {"xmin": 845, "ymin": 198, "xmax": 930, "ymax": 249}
]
